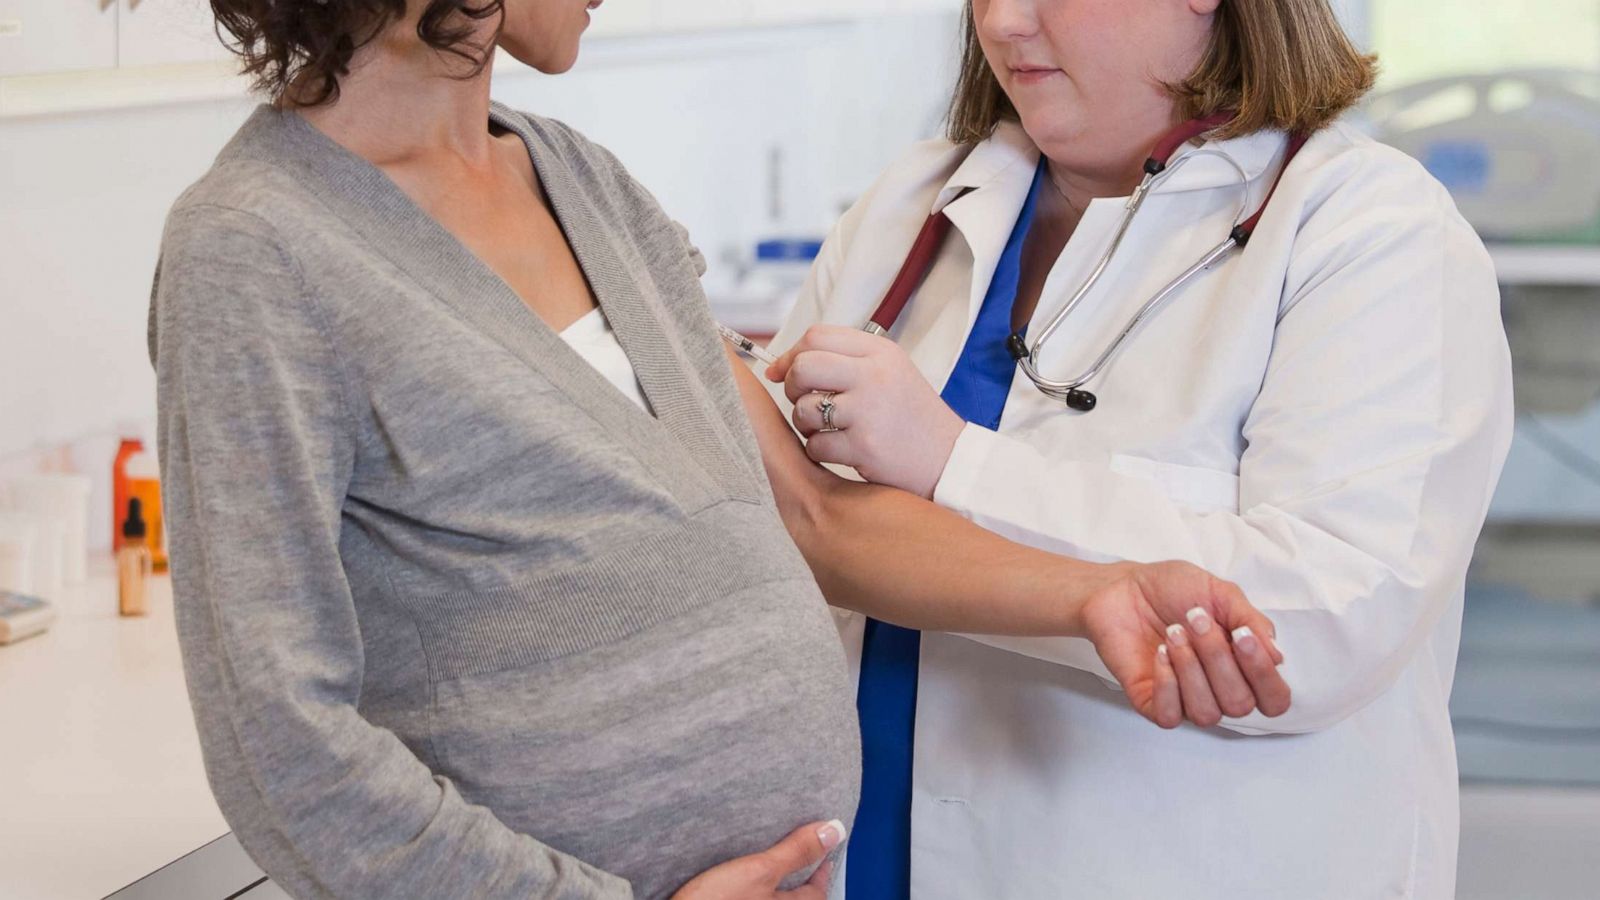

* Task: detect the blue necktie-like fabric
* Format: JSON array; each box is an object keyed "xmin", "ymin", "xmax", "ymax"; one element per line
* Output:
[{"xmin": 846, "ymin": 160, "xmax": 1046, "ymax": 899}]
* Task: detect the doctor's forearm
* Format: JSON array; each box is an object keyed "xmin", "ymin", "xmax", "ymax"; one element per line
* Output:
[{"xmin": 727, "ymin": 350, "xmax": 1116, "ymax": 636}]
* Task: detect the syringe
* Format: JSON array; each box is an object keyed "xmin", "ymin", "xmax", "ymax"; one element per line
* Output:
[{"xmin": 716, "ymin": 322, "xmax": 779, "ymax": 368}]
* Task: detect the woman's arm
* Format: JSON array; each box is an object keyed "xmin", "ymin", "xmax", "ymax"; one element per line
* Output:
[{"xmin": 724, "ymin": 347, "xmax": 1289, "ymax": 727}]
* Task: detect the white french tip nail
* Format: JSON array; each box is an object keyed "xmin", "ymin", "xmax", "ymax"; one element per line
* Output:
[
  {"xmin": 1186, "ymin": 606, "xmax": 1213, "ymax": 635},
  {"xmin": 1232, "ymin": 625, "xmax": 1254, "ymax": 642},
  {"xmin": 818, "ymin": 819, "xmax": 847, "ymax": 850},
  {"xmin": 1165, "ymin": 623, "xmax": 1184, "ymax": 639},
  {"xmin": 1157, "ymin": 643, "xmax": 1170, "ymax": 661}
]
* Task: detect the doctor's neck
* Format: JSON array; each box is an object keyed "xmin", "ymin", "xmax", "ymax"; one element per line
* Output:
[
  {"xmin": 287, "ymin": 15, "xmax": 501, "ymax": 171},
  {"xmin": 1035, "ymin": 107, "xmax": 1183, "ymax": 213},
  {"xmin": 1041, "ymin": 147, "xmax": 1154, "ymax": 214}
]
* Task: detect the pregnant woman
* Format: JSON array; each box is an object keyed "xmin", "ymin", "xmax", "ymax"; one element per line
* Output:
[{"xmin": 151, "ymin": 1, "xmax": 1288, "ymax": 897}]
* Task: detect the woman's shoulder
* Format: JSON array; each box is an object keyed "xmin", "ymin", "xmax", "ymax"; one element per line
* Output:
[
  {"xmin": 494, "ymin": 105, "xmax": 651, "ymax": 202},
  {"xmin": 493, "ymin": 105, "xmax": 706, "ymax": 274},
  {"xmin": 1277, "ymin": 120, "xmax": 1496, "ymax": 315},
  {"xmin": 815, "ymin": 132, "xmax": 983, "ymax": 265},
  {"xmin": 166, "ymin": 164, "xmax": 305, "ymax": 247},
  {"xmin": 1275, "ymin": 118, "xmax": 1488, "ymax": 280},
  {"xmin": 165, "ymin": 107, "xmax": 333, "ymax": 243},
  {"xmin": 852, "ymin": 132, "xmax": 987, "ymax": 215},
  {"xmin": 1295, "ymin": 120, "xmax": 1460, "ymax": 218}
]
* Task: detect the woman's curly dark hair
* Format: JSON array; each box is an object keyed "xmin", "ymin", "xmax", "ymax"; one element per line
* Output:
[{"xmin": 211, "ymin": 0, "xmax": 505, "ymax": 106}]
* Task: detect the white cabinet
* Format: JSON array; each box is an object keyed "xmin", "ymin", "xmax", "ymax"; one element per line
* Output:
[
  {"xmin": 117, "ymin": 0, "xmax": 232, "ymax": 69},
  {"xmin": 0, "ymin": 0, "xmax": 119, "ymax": 78}
]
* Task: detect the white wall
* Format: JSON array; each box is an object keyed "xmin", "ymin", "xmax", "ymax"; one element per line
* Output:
[{"xmin": 0, "ymin": 14, "xmax": 960, "ymax": 550}]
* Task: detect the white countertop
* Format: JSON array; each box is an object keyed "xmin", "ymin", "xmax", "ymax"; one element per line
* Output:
[{"xmin": 0, "ymin": 562, "xmax": 227, "ymax": 899}]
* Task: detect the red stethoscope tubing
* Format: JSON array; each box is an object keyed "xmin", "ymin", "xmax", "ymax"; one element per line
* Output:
[{"xmin": 864, "ymin": 115, "xmax": 1309, "ymax": 410}]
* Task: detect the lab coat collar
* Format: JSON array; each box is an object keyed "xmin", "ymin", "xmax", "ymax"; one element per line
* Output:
[
  {"xmin": 931, "ymin": 121, "xmax": 1041, "ymax": 215},
  {"xmin": 926, "ymin": 119, "xmax": 1292, "ymax": 344},
  {"xmin": 1151, "ymin": 126, "xmax": 1290, "ymax": 194},
  {"xmin": 932, "ymin": 119, "xmax": 1292, "ymax": 214}
]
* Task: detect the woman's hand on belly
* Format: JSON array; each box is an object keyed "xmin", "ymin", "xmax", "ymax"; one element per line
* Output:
[
  {"xmin": 671, "ymin": 820, "xmax": 845, "ymax": 900},
  {"xmin": 1083, "ymin": 561, "xmax": 1291, "ymax": 729},
  {"xmin": 768, "ymin": 324, "xmax": 965, "ymax": 499}
]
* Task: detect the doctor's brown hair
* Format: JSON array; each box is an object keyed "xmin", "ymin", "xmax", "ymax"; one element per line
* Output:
[
  {"xmin": 947, "ymin": 0, "xmax": 1378, "ymax": 144},
  {"xmin": 210, "ymin": 0, "xmax": 504, "ymax": 107}
]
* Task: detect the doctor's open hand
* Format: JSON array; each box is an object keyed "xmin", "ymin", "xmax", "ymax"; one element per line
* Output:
[
  {"xmin": 767, "ymin": 324, "xmax": 965, "ymax": 499},
  {"xmin": 1082, "ymin": 561, "xmax": 1290, "ymax": 728}
]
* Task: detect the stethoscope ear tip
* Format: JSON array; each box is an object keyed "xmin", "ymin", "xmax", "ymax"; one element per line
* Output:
[{"xmin": 1066, "ymin": 390, "xmax": 1097, "ymax": 412}]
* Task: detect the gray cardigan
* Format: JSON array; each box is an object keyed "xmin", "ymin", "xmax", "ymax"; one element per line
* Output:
[{"xmin": 148, "ymin": 104, "xmax": 859, "ymax": 900}]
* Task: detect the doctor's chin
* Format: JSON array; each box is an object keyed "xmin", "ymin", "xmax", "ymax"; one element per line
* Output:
[{"xmin": 1, "ymin": 2, "xmax": 1595, "ymax": 899}]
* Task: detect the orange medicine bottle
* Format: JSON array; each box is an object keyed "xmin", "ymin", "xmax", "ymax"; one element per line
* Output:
[
  {"xmin": 118, "ymin": 498, "xmax": 152, "ymax": 618},
  {"xmin": 124, "ymin": 450, "xmax": 166, "ymax": 572}
]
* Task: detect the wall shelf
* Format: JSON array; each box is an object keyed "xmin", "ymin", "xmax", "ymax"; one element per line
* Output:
[{"xmin": 0, "ymin": 60, "xmax": 249, "ymax": 120}]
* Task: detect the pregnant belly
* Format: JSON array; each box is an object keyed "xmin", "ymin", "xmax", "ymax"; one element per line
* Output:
[{"xmin": 428, "ymin": 580, "xmax": 861, "ymax": 899}]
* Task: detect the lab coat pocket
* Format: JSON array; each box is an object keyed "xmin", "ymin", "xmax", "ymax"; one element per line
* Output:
[{"xmin": 1108, "ymin": 454, "xmax": 1241, "ymax": 515}]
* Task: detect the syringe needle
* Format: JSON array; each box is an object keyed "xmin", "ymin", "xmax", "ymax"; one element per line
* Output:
[{"xmin": 716, "ymin": 323, "xmax": 779, "ymax": 368}]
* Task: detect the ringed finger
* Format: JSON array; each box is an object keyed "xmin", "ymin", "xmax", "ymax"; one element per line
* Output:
[{"xmin": 791, "ymin": 390, "xmax": 852, "ymax": 438}]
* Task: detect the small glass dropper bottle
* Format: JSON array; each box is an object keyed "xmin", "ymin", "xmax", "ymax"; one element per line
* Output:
[{"xmin": 118, "ymin": 498, "xmax": 152, "ymax": 618}]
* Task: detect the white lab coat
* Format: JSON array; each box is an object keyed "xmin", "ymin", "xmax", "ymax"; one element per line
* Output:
[{"xmin": 766, "ymin": 120, "xmax": 1514, "ymax": 900}]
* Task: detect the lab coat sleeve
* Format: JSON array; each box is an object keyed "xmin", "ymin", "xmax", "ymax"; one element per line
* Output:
[
  {"xmin": 932, "ymin": 164, "xmax": 1514, "ymax": 734},
  {"xmin": 151, "ymin": 207, "xmax": 633, "ymax": 899}
]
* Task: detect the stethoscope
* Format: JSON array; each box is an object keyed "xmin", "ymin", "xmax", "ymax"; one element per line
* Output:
[{"xmin": 863, "ymin": 113, "xmax": 1310, "ymax": 412}]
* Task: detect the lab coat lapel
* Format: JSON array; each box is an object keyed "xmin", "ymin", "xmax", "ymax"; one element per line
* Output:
[{"xmin": 938, "ymin": 123, "xmax": 1042, "ymax": 342}]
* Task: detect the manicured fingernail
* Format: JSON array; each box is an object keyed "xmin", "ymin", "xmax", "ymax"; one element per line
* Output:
[
  {"xmin": 1157, "ymin": 643, "xmax": 1171, "ymax": 663},
  {"xmin": 1186, "ymin": 607, "xmax": 1213, "ymax": 636},
  {"xmin": 818, "ymin": 819, "xmax": 846, "ymax": 850},
  {"xmin": 1164, "ymin": 623, "xmax": 1188, "ymax": 647},
  {"xmin": 1232, "ymin": 625, "xmax": 1259, "ymax": 655}
]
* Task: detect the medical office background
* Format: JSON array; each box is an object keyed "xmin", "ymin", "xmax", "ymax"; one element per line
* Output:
[{"xmin": 0, "ymin": 1, "xmax": 1596, "ymax": 898}]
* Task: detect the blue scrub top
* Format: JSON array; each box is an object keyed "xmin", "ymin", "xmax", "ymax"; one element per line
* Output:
[{"xmin": 846, "ymin": 159, "xmax": 1047, "ymax": 899}]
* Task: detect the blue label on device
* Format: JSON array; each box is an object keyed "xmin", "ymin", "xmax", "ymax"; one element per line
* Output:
[{"xmin": 1421, "ymin": 140, "xmax": 1491, "ymax": 194}]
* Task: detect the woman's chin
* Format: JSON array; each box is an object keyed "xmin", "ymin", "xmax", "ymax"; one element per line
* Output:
[{"xmin": 500, "ymin": 39, "xmax": 582, "ymax": 75}]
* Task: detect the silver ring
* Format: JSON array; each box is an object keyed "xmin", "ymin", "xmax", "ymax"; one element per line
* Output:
[{"xmin": 818, "ymin": 391, "xmax": 839, "ymax": 432}]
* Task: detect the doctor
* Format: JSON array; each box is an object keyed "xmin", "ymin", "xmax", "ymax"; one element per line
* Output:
[{"xmin": 765, "ymin": 0, "xmax": 1513, "ymax": 898}]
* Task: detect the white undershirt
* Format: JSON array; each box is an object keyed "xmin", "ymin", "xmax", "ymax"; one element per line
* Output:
[{"xmin": 558, "ymin": 307, "xmax": 652, "ymax": 414}]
